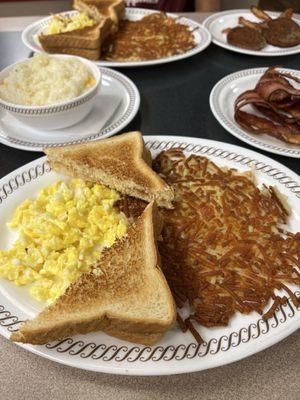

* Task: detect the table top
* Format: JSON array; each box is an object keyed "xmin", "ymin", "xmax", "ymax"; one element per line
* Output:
[{"xmin": 0, "ymin": 13, "xmax": 299, "ymax": 400}]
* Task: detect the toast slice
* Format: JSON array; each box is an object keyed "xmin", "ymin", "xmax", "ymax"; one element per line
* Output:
[
  {"xmin": 73, "ymin": 0, "xmax": 125, "ymax": 25},
  {"xmin": 39, "ymin": 17, "xmax": 113, "ymax": 60},
  {"xmin": 11, "ymin": 202, "xmax": 176, "ymax": 345},
  {"xmin": 44, "ymin": 132, "xmax": 174, "ymax": 209},
  {"xmin": 39, "ymin": 24, "xmax": 102, "ymax": 50}
]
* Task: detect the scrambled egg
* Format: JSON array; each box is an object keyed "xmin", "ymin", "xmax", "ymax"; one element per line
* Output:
[
  {"xmin": 44, "ymin": 13, "xmax": 95, "ymax": 35},
  {"xmin": 0, "ymin": 179, "xmax": 127, "ymax": 304}
]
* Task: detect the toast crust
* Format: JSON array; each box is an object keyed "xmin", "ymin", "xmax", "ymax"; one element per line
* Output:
[
  {"xmin": 39, "ymin": 24, "xmax": 102, "ymax": 50},
  {"xmin": 11, "ymin": 202, "xmax": 176, "ymax": 346},
  {"xmin": 44, "ymin": 132, "xmax": 174, "ymax": 208},
  {"xmin": 39, "ymin": 1, "xmax": 125, "ymax": 60},
  {"xmin": 39, "ymin": 17, "xmax": 113, "ymax": 60}
]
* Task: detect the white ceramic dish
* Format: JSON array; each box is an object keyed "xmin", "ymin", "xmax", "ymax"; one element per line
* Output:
[
  {"xmin": 0, "ymin": 67, "xmax": 140, "ymax": 152},
  {"xmin": 203, "ymin": 9, "xmax": 300, "ymax": 57},
  {"xmin": 22, "ymin": 8, "xmax": 211, "ymax": 68},
  {"xmin": 0, "ymin": 136, "xmax": 299, "ymax": 375},
  {"xmin": 210, "ymin": 68, "xmax": 300, "ymax": 158},
  {"xmin": 0, "ymin": 55, "xmax": 101, "ymax": 130}
]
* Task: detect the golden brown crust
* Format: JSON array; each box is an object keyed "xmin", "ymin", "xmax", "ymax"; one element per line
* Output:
[
  {"xmin": 39, "ymin": 1, "xmax": 119, "ymax": 60},
  {"xmin": 44, "ymin": 132, "xmax": 174, "ymax": 208},
  {"xmin": 11, "ymin": 315, "xmax": 165, "ymax": 346},
  {"xmin": 39, "ymin": 24, "xmax": 102, "ymax": 50},
  {"xmin": 10, "ymin": 319, "xmax": 164, "ymax": 346},
  {"xmin": 39, "ymin": 8, "xmax": 115, "ymax": 59},
  {"xmin": 11, "ymin": 202, "xmax": 176, "ymax": 346}
]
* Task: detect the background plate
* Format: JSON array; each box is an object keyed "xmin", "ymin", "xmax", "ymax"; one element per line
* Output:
[
  {"xmin": 209, "ymin": 68, "xmax": 300, "ymax": 158},
  {"xmin": 22, "ymin": 8, "xmax": 211, "ymax": 68},
  {"xmin": 203, "ymin": 9, "xmax": 300, "ymax": 57},
  {"xmin": 0, "ymin": 67, "xmax": 140, "ymax": 152},
  {"xmin": 0, "ymin": 136, "xmax": 299, "ymax": 375}
]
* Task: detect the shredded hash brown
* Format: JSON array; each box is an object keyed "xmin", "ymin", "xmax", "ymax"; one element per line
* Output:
[
  {"xmin": 154, "ymin": 149, "xmax": 300, "ymax": 329},
  {"xmin": 102, "ymin": 13, "xmax": 196, "ymax": 61}
]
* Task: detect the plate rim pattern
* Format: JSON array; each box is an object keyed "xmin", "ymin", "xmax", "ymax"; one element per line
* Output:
[
  {"xmin": 0, "ymin": 137, "xmax": 299, "ymax": 369},
  {"xmin": 203, "ymin": 9, "xmax": 300, "ymax": 57},
  {"xmin": 21, "ymin": 8, "xmax": 212, "ymax": 68},
  {"xmin": 0, "ymin": 67, "xmax": 140, "ymax": 150},
  {"xmin": 210, "ymin": 67, "xmax": 300, "ymax": 158}
]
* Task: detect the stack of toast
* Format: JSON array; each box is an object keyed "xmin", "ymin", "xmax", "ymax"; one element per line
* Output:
[
  {"xmin": 39, "ymin": 0, "xmax": 125, "ymax": 60},
  {"xmin": 11, "ymin": 132, "xmax": 176, "ymax": 346}
]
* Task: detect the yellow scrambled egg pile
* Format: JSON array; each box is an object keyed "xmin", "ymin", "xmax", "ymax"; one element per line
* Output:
[
  {"xmin": 45, "ymin": 12, "xmax": 95, "ymax": 35},
  {"xmin": 0, "ymin": 179, "xmax": 127, "ymax": 303}
]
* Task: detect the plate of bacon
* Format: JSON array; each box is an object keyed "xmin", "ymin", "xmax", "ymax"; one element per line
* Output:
[
  {"xmin": 203, "ymin": 7, "xmax": 300, "ymax": 57},
  {"xmin": 210, "ymin": 67, "xmax": 300, "ymax": 158}
]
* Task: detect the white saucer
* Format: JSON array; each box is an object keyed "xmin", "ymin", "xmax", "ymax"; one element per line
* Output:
[
  {"xmin": 0, "ymin": 67, "xmax": 140, "ymax": 152},
  {"xmin": 203, "ymin": 9, "xmax": 300, "ymax": 57},
  {"xmin": 209, "ymin": 68, "xmax": 300, "ymax": 158}
]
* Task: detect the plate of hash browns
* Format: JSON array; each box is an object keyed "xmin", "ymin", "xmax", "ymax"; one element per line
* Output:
[
  {"xmin": 22, "ymin": 7, "xmax": 211, "ymax": 67},
  {"xmin": 0, "ymin": 134, "xmax": 299, "ymax": 375}
]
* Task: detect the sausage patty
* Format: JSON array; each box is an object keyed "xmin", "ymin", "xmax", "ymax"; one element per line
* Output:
[
  {"xmin": 262, "ymin": 18, "xmax": 300, "ymax": 47},
  {"xmin": 227, "ymin": 26, "xmax": 267, "ymax": 50}
]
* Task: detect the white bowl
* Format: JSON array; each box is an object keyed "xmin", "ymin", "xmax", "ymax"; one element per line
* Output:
[{"xmin": 0, "ymin": 54, "xmax": 101, "ymax": 130}]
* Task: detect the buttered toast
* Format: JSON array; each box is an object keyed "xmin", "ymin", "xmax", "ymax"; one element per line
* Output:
[
  {"xmin": 11, "ymin": 202, "xmax": 176, "ymax": 345},
  {"xmin": 44, "ymin": 132, "xmax": 174, "ymax": 209}
]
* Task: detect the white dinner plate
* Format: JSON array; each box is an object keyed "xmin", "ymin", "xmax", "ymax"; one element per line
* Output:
[
  {"xmin": 210, "ymin": 68, "xmax": 300, "ymax": 158},
  {"xmin": 22, "ymin": 8, "xmax": 211, "ymax": 68},
  {"xmin": 0, "ymin": 67, "xmax": 140, "ymax": 152},
  {"xmin": 0, "ymin": 136, "xmax": 299, "ymax": 375},
  {"xmin": 203, "ymin": 9, "xmax": 300, "ymax": 57}
]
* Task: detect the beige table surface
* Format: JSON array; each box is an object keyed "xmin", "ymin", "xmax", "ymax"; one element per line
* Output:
[{"xmin": 0, "ymin": 12, "xmax": 299, "ymax": 400}]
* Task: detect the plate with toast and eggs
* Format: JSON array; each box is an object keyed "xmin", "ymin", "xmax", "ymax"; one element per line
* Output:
[
  {"xmin": 22, "ymin": 0, "xmax": 211, "ymax": 68},
  {"xmin": 0, "ymin": 132, "xmax": 299, "ymax": 375}
]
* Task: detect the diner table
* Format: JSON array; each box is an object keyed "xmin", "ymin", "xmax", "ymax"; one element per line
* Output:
[{"xmin": 0, "ymin": 12, "xmax": 299, "ymax": 400}]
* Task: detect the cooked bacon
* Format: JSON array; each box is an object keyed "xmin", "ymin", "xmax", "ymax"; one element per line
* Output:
[
  {"xmin": 154, "ymin": 149, "xmax": 300, "ymax": 330},
  {"xmin": 234, "ymin": 67, "xmax": 300, "ymax": 145},
  {"xmin": 250, "ymin": 5, "xmax": 271, "ymax": 21},
  {"xmin": 235, "ymin": 109, "xmax": 300, "ymax": 144},
  {"xmin": 279, "ymin": 8, "xmax": 294, "ymax": 19},
  {"xmin": 238, "ymin": 16, "xmax": 266, "ymax": 31},
  {"xmin": 255, "ymin": 67, "xmax": 300, "ymax": 103}
]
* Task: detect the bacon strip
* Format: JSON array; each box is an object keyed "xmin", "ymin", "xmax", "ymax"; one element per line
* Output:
[
  {"xmin": 279, "ymin": 8, "xmax": 293, "ymax": 19},
  {"xmin": 238, "ymin": 16, "xmax": 266, "ymax": 31},
  {"xmin": 250, "ymin": 5, "xmax": 271, "ymax": 21},
  {"xmin": 234, "ymin": 67, "xmax": 300, "ymax": 145},
  {"xmin": 255, "ymin": 67, "xmax": 300, "ymax": 103}
]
